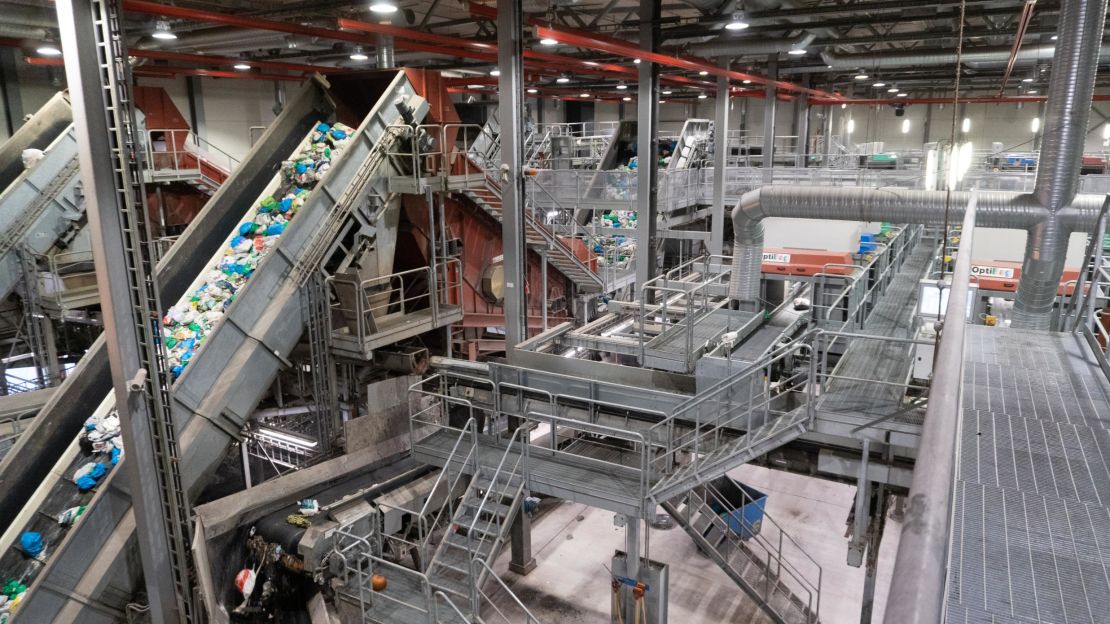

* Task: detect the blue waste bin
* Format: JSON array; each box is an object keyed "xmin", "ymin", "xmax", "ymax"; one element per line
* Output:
[{"xmin": 707, "ymin": 475, "xmax": 767, "ymax": 540}]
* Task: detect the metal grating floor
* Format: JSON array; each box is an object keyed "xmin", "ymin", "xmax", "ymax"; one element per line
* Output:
[
  {"xmin": 817, "ymin": 243, "xmax": 935, "ymax": 421},
  {"xmin": 946, "ymin": 326, "xmax": 1110, "ymax": 624}
]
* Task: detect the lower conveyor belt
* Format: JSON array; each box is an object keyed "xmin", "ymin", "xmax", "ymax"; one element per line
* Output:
[
  {"xmin": 817, "ymin": 240, "xmax": 936, "ymax": 423},
  {"xmin": 945, "ymin": 326, "xmax": 1110, "ymax": 624},
  {"xmin": 0, "ymin": 72, "xmax": 430, "ymax": 623}
]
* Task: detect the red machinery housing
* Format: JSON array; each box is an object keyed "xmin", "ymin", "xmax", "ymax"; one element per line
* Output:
[
  {"xmin": 761, "ymin": 248, "xmax": 855, "ymax": 277},
  {"xmin": 970, "ymin": 261, "xmax": 1081, "ymax": 295}
]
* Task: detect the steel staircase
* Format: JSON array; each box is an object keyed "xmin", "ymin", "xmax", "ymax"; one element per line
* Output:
[
  {"xmin": 662, "ymin": 479, "xmax": 821, "ymax": 624},
  {"xmin": 461, "ymin": 177, "xmax": 604, "ymax": 292},
  {"xmin": 425, "ymin": 464, "xmax": 526, "ymax": 609}
]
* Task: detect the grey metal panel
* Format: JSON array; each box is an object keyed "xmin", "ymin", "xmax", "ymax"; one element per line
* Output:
[{"xmin": 0, "ymin": 78, "xmax": 333, "ymax": 531}]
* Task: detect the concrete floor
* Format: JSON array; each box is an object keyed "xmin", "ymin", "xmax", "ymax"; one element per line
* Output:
[{"xmin": 489, "ymin": 465, "xmax": 903, "ymax": 623}]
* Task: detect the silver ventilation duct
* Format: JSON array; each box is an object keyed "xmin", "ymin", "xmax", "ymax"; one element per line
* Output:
[
  {"xmin": 688, "ymin": 32, "xmax": 816, "ymax": 58},
  {"xmin": 729, "ymin": 0, "xmax": 1106, "ymax": 330},
  {"xmin": 1012, "ymin": 0, "xmax": 1106, "ymax": 329},
  {"xmin": 821, "ymin": 45, "xmax": 1110, "ymax": 70}
]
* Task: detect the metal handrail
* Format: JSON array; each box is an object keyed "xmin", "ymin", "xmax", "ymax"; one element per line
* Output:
[
  {"xmin": 433, "ymin": 590, "xmax": 471, "ymax": 623},
  {"xmin": 474, "ymin": 559, "xmax": 543, "ymax": 624}
]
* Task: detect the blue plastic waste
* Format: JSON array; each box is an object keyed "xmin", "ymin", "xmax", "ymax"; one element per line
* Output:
[
  {"xmin": 20, "ymin": 532, "xmax": 43, "ymax": 557},
  {"xmin": 279, "ymin": 197, "xmax": 293, "ymax": 213},
  {"xmin": 76, "ymin": 475, "xmax": 98, "ymax": 491},
  {"xmin": 265, "ymin": 223, "xmax": 286, "ymax": 236},
  {"xmin": 110, "ymin": 448, "xmax": 121, "ymax": 465}
]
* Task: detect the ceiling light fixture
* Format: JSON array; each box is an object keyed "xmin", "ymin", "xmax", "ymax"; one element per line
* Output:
[
  {"xmin": 349, "ymin": 47, "xmax": 369, "ymax": 61},
  {"xmin": 742, "ymin": 79, "xmax": 752, "ymax": 84},
  {"xmin": 633, "ymin": 58, "xmax": 641, "ymax": 64},
  {"xmin": 234, "ymin": 62, "xmax": 251, "ymax": 70},
  {"xmin": 873, "ymin": 82, "xmax": 886, "ymax": 88},
  {"xmin": 888, "ymin": 86, "xmax": 899, "ymax": 93},
  {"xmin": 622, "ymin": 96, "xmax": 632, "ymax": 102},
  {"xmin": 787, "ymin": 48, "xmax": 807, "ymax": 55},
  {"xmin": 698, "ymin": 93, "xmax": 708, "ymax": 99},
  {"xmin": 1022, "ymin": 77, "xmax": 1034, "ymax": 83},
  {"xmin": 659, "ymin": 99, "xmax": 666, "ymax": 104},
  {"xmin": 896, "ymin": 92, "xmax": 908, "ymax": 97},
  {"xmin": 556, "ymin": 75, "xmax": 570, "ymax": 83},
  {"xmin": 616, "ymin": 82, "xmax": 628, "ymax": 90},
  {"xmin": 527, "ymin": 88, "xmax": 538, "ymax": 94},
  {"xmin": 662, "ymin": 89, "xmax": 673, "ymax": 95},
  {"xmin": 152, "ymin": 20, "xmax": 176, "ymax": 40},
  {"xmin": 369, "ymin": 0, "xmax": 398, "ymax": 14},
  {"xmin": 36, "ymin": 43, "xmax": 61, "ymax": 56},
  {"xmin": 699, "ymin": 70, "xmax": 709, "ymax": 76},
  {"xmin": 854, "ymin": 73, "xmax": 869, "ymax": 80},
  {"xmin": 580, "ymin": 92, "xmax": 590, "ymax": 98},
  {"xmin": 1027, "ymin": 89, "xmax": 1038, "ymax": 94},
  {"xmin": 1051, "ymin": 35, "xmax": 1058, "ymax": 40},
  {"xmin": 489, "ymin": 69, "xmax": 501, "ymax": 76},
  {"xmin": 540, "ymin": 37, "xmax": 559, "ymax": 46},
  {"xmin": 725, "ymin": 12, "xmax": 750, "ymax": 30}
]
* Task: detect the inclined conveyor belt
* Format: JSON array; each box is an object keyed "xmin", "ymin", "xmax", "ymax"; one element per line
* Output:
[{"xmin": 0, "ymin": 72, "xmax": 429, "ymax": 623}]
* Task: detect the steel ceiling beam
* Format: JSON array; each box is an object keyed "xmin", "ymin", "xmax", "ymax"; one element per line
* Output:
[
  {"xmin": 810, "ymin": 94, "xmax": 1110, "ymax": 105},
  {"xmin": 534, "ymin": 23, "xmax": 846, "ymax": 99}
]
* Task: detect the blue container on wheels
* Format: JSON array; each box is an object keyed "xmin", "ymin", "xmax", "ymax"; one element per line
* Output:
[{"xmin": 707, "ymin": 475, "xmax": 767, "ymax": 540}]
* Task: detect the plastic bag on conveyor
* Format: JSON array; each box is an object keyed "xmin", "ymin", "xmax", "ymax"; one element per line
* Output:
[{"xmin": 161, "ymin": 121, "xmax": 355, "ymax": 380}]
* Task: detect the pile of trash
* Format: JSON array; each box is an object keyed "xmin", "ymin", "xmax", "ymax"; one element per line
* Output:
[
  {"xmin": 0, "ymin": 579, "xmax": 27, "ymax": 622},
  {"xmin": 161, "ymin": 122, "xmax": 355, "ymax": 380},
  {"xmin": 590, "ymin": 210, "xmax": 637, "ymax": 270}
]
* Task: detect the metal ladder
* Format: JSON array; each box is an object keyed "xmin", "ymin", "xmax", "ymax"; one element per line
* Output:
[
  {"xmin": 662, "ymin": 480, "xmax": 821, "ymax": 624},
  {"xmin": 424, "ymin": 430, "xmax": 527, "ymax": 614},
  {"xmin": 461, "ymin": 176, "xmax": 603, "ymax": 292},
  {"xmin": 90, "ymin": 0, "xmax": 197, "ymax": 618}
]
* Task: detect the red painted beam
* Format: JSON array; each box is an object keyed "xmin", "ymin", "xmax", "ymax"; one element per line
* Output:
[{"xmin": 534, "ymin": 24, "xmax": 844, "ymax": 100}]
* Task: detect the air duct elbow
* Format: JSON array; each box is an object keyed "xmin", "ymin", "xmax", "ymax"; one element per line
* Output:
[{"xmin": 728, "ymin": 189, "xmax": 766, "ymax": 310}]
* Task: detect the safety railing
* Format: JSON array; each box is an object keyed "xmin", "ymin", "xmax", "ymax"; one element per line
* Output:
[
  {"xmin": 143, "ymin": 128, "xmax": 237, "ymax": 187},
  {"xmin": 0, "ymin": 412, "xmax": 36, "ymax": 459},
  {"xmin": 473, "ymin": 559, "xmax": 544, "ymax": 624},
  {"xmin": 1069, "ymin": 200, "xmax": 1110, "ymax": 380},
  {"xmin": 646, "ymin": 339, "xmax": 816, "ymax": 495},
  {"xmin": 325, "ymin": 258, "xmax": 463, "ymax": 348},
  {"xmin": 637, "ymin": 254, "xmax": 733, "ymax": 371},
  {"xmin": 812, "ymin": 225, "xmax": 919, "ymax": 331},
  {"xmin": 684, "ymin": 478, "xmax": 821, "ymax": 623},
  {"xmin": 332, "ymin": 523, "xmax": 444, "ymax": 624}
]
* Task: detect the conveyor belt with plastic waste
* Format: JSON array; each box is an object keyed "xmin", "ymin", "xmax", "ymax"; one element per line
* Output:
[{"xmin": 0, "ymin": 72, "xmax": 429, "ymax": 623}]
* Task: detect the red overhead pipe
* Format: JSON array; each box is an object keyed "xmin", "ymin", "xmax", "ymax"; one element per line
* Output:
[
  {"xmin": 533, "ymin": 24, "xmax": 844, "ymax": 100},
  {"xmin": 998, "ymin": 0, "xmax": 1037, "ymax": 95}
]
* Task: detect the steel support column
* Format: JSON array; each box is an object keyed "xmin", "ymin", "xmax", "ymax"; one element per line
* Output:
[
  {"xmin": 497, "ymin": 0, "xmax": 527, "ymax": 351},
  {"xmin": 622, "ymin": 514, "xmax": 642, "ymax": 618},
  {"xmin": 58, "ymin": 1, "xmax": 191, "ymax": 621},
  {"xmin": 761, "ymin": 54, "xmax": 778, "ymax": 184},
  {"xmin": 508, "ymin": 499, "xmax": 536, "ymax": 575},
  {"xmin": 635, "ymin": 0, "xmax": 661, "ymax": 294},
  {"xmin": 710, "ymin": 56, "xmax": 729, "ymax": 256},
  {"xmin": 0, "ymin": 48, "xmax": 23, "ymax": 137},
  {"xmin": 793, "ymin": 74, "xmax": 811, "ymax": 167}
]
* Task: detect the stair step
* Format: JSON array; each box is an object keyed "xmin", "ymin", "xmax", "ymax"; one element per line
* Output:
[
  {"xmin": 462, "ymin": 496, "xmax": 514, "ymax": 518},
  {"xmin": 441, "ymin": 531, "xmax": 496, "ymax": 558},
  {"xmin": 452, "ymin": 513, "xmax": 504, "ymax": 539}
]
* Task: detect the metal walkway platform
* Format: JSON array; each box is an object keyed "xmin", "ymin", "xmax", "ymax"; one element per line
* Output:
[
  {"xmin": 945, "ymin": 326, "xmax": 1110, "ymax": 624},
  {"xmin": 643, "ymin": 307, "xmax": 762, "ymax": 373},
  {"xmin": 816, "ymin": 242, "xmax": 934, "ymax": 426}
]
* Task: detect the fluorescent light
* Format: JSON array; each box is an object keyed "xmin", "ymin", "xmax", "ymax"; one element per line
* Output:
[
  {"xmin": 699, "ymin": 70, "xmax": 708, "ymax": 76},
  {"xmin": 234, "ymin": 62, "xmax": 251, "ymax": 70},
  {"xmin": 622, "ymin": 96, "xmax": 632, "ymax": 101},
  {"xmin": 466, "ymin": 84, "xmax": 484, "ymax": 89},
  {"xmin": 556, "ymin": 75, "xmax": 570, "ymax": 83},
  {"xmin": 489, "ymin": 69, "xmax": 501, "ymax": 76},
  {"xmin": 1031, "ymin": 117, "xmax": 1041, "ymax": 132},
  {"xmin": 854, "ymin": 73, "xmax": 869, "ymax": 80},
  {"xmin": 896, "ymin": 92, "xmax": 908, "ymax": 97},
  {"xmin": 350, "ymin": 47, "xmax": 368, "ymax": 61},
  {"xmin": 725, "ymin": 12, "xmax": 750, "ymax": 30},
  {"xmin": 888, "ymin": 86, "xmax": 899, "ymax": 93},
  {"xmin": 902, "ymin": 119, "xmax": 911, "ymax": 134},
  {"xmin": 152, "ymin": 21, "xmax": 176, "ymax": 40},
  {"xmin": 698, "ymin": 93, "xmax": 708, "ymax": 99},
  {"xmin": 961, "ymin": 117, "xmax": 971, "ymax": 133},
  {"xmin": 36, "ymin": 45, "xmax": 61, "ymax": 56},
  {"xmin": 370, "ymin": 0, "xmax": 398, "ymax": 14},
  {"xmin": 616, "ymin": 83, "xmax": 628, "ymax": 90},
  {"xmin": 787, "ymin": 48, "xmax": 807, "ymax": 55},
  {"xmin": 527, "ymin": 88, "xmax": 539, "ymax": 94},
  {"xmin": 662, "ymin": 89, "xmax": 672, "ymax": 95},
  {"xmin": 580, "ymin": 92, "xmax": 590, "ymax": 97},
  {"xmin": 873, "ymin": 82, "xmax": 886, "ymax": 88},
  {"xmin": 846, "ymin": 118, "xmax": 855, "ymax": 134}
]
